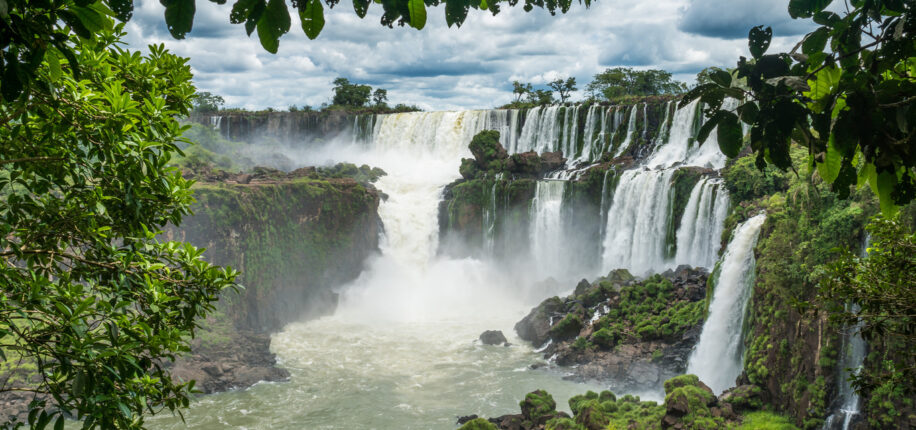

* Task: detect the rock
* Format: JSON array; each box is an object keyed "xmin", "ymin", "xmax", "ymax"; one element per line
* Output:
[
  {"xmin": 718, "ymin": 384, "xmax": 764, "ymax": 411},
  {"xmin": 509, "ymin": 151, "xmax": 541, "ymax": 175},
  {"xmin": 573, "ymin": 279, "xmax": 591, "ymax": 296},
  {"xmin": 602, "ymin": 268, "xmax": 635, "ymax": 285},
  {"xmin": 460, "ymin": 158, "xmax": 481, "ymax": 180},
  {"xmin": 515, "ymin": 296, "xmax": 564, "ymax": 346},
  {"xmin": 480, "ymin": 330, "xmax": 509, "ymax": 346},
  {"xmin": 520, "ymin": 390, "xmax": 557, "ymax": 425},
  {"xmin": 457, "ymin": 414, "xmax": 479, "ymax": 425},
  {"xmin": 458, "ymin": 417, "xmax": 498, "ymax": 430},
  {"xmin": 540, "ymin": 151, "xmax": 567, "ymax": 173}
]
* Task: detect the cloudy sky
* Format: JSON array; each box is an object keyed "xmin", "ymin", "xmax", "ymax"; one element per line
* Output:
[{"xmin": 124, "ymin": 0, "xmax": 821, "ymax": 111}]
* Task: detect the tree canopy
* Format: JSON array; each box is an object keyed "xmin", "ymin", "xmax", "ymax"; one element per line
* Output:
[
  {"xmin": 682, "ymin": 0, "xmax": 915, "ymax": 213},
  {"xmin": 331, "ymin": 77, "xmax": 373, "ymax": 107},
  {"xmin": 584, "ymin": 67, "xmax": 688, "ymax": 102},
  {"xmin": 0, "ymin": 23, "xmax": 238, "ymax": 430},
  {"xmin": 548, "ymin": 77, "xmax": 577, "ymax": 103}
]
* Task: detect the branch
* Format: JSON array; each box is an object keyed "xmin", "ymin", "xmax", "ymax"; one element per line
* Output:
[{"xmin": 0, "ymin": 156, "xmax": 66, "ymax": 165}]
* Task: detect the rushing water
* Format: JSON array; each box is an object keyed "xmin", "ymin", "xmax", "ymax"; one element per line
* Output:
[
  {"xmin": 150, "ymin": 101, "xmax": 743, "ymax": 428},
  {"xmin": 686, "ymin": 213, "xmax": 766, "ymax": 394}
]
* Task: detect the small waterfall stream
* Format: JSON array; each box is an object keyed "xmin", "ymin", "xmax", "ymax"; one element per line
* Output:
[
  {"xmin": 529, "ymin": 180, "xmax": 568, "ymax": 279},
  {"xmin": 675, "ymin": 178, "xmax": 730, "ymax": 269},
  {"xmin": 686, "ymin": 213, "xmax": 767, "ymax": 394}
]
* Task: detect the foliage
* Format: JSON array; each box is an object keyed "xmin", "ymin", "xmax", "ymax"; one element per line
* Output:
[
  {"xmin": 588, "ymin": 275, "xmax": 704, "ymax": 347},
  {"xmin": 817, "ymin": 215, "xmax": 915, "ymax": 397},
  {"xmin": 682, "ymin": 0, "xmax": 916, "ymax": 214},
  {"xmin": 331, "ymin": 77, "xmax": 372, "ymax": 107},
  {"xmin": 737, "ymin": 411, "xmax": 799, "ymax": 429},
  {"xmin": 372, "ymin": 88, "xmax": 388, "ymax": 106},
  {"xmin": 520, "ymin": 390, "xmax": 557, "ymax": 423},
  {"xmin": 585, "ymin": 68, "xmax": 687, "ymax": 101},
  {"xmin": 547, "ymin": 77, "xmax": 577, "ymax": 103},
  {"xmin": 512, "ymin": 81, "xmax": 533, "ymax": 102},
  {"xmin": 0, "ymin": 27, "xmax": 238, "ymax": 429},
  {"xmin": 192, "ymin": 91, "xmax": 225, "ymax": 113}
]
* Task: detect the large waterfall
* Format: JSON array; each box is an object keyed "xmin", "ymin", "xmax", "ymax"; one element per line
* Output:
[
  {"xmin": 155, "ymin": 100, "xmax": 748, "ymax": 428},
  {"xmin": 686, "ymin": 213, "xmax": 767, "ymax": 394}
]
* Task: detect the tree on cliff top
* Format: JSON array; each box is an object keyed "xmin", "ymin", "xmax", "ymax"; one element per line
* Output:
[
  {"xmin": 0, "ymin": 22, "xmax": 238, "ymax": 430},
  {"xmin": 584, "ymin": 68, "xmax": 688, "ymax": 102}
]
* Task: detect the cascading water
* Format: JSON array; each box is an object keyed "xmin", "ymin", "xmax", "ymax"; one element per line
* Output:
[
  {"xmin": 601, "ymin": 168, "xmax": 676, "ymax": 276},
  {"xmin": 529, "ymin": 180, "xmax": 568, "ymax": 279},
  {"xmin": 675, "ymin": 178, "xmax": 730, "ymax": 269},
  {"xmin": 614, "ymin": 105, "xmax": 639, "ymax": 157},
  {"xmin": 686, "ymin": 213, "xmax": 767, "ymax": 394}
]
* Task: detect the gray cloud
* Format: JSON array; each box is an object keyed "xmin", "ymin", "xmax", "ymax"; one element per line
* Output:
[{"xmin": 678, "ymin": 0, "xmax": 816, "ymax": 39}]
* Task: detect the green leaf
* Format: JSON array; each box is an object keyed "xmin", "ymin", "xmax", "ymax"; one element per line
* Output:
[
  {"xmin": 817, "ymin": 137, "xmax": 842, "ymax": 183},
  {"xmin": 298, "ymin": 0, "xmax": 324, "ymax": 40},
  {"xmin": 716, "ymin": 111, "xmax": 743, "ymax": 158},
  {"xmin": 802, "ymin": 27, "xmax": 829, "ymax": 55},
  {"xmin": 1, "ymin": 60, "xmax": 22, "ymax": 101},
  {"xmin": 678, "ymin": 83, "xmax": 717, "ymax": 109},
  {"xmin": 160, "ymin": 0, "xmax": 196, "ymax": 39},
  {"xmin": 109, "ymin": 0, "xmax": 134, "ymax": 21},
  {"xmin": 353, "ymin": 0, "xmax": 369, "ymax": 17},
  {"xmin": 748, "ymin": 25, "xmax": 772, "ymax": 59},
  {"xmin": 788, "ymin": 0, "xmax": 833, "ymax": 18},
  {"xmin": 445, "ymin": 0, "xmax": 469, "ymax": 28},
  {"xmin": 0, "ymin": 0, "xmax": 7, "ymax": 18},
  {"xmin": 45, "ymin": 49, "xmax": 62, "ymax": 83},
  {"xmin": 709, "ymin": 69, "xmax": 731, "ymax": 87},
  {"xmin": 408, "ymin": 0, "xmax": 427, "ymax": 30},
  {"xmin": 876, "ymin": 170, "xmax": 899, "ymax": 216},
  {"xmin": 258, "ymin": 0, "xmax": 291, "ymax": 52},
  {"xmin": 737, "ymin": 102, "xmax": 758, "ymax": 124},
  {"xmin": 70, "ymin": 5, "xmax": 109, "ymax": 33},
  {"xmin": 54, "ymin": 415, "xmax": 64, "ymax": 430}
]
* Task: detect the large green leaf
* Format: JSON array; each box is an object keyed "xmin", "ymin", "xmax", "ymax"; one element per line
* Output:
[
  {"xmin": 109, "ymin": 0, "xmax": 134, "ymax": 21},
  {"xmin": 748, "ymin": 26, "xmax": 772, "ymax": 59},
  {"xmin": 716, "ymin": 111, "xmax": 743, "ymax": 157},
  {"xmin": 709, "ymin": 69, "xmax": 732, "ymax": 87},
  {"xmin": 408, "ymin": 0, "xmax": 427, "ymax": 29},
  {"xmin": 70, "ymin": 5, "xmax": 109, "ymax": 32},
  {"xmin": 876, "ymin": 170, "xmax": 899, "ymax": 216},
  {"xmin": 298, "ymin": 0, "xmax": 324, "ymax": 40},
  {"xmin": 353, "ymin": 0, "xmax": 370, "ymax": 18},
  {"xmin": 816, "ymin": 137, "xmax": 842, "ymax": 183},
  {"xmin": 802, "ymin": 27, "xmax": 829, "ymax": 55},
  {"xmin": 160, "ymin": 0, "xmax": 196, "ymax": 39},
  {"xmin": 257, "ymin": 0, "xmax": 291, "ymax": 53},
  {"xmin": 445, "ymin": 0, "xmax": 470, "ymax": 27},
  {"xmin": 788, "ymin": 0, "xmax": 833, "ymax": 18}
]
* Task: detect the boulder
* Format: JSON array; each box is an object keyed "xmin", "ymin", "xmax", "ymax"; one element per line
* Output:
[
  {"xmin": 509, "ymin": 151, "xmax": 541, "ymax": 175},
  {"xmin": 515, "ymin": 296, "xmax": 564, "ymax": 346},
  {"xmin": 480, "ymin": 330, "xmax": 509, "ymax": 346}
]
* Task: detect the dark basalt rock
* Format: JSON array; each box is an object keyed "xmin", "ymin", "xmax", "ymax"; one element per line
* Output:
[{"xmin": 480, "ymin": 330, "xmax": 509, "ymax": 346}]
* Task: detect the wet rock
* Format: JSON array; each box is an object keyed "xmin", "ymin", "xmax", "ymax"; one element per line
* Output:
[
  {"xmin": 540, "ymin": 151, "xmax": 567, "ymax": 173},
  {"xmin": 457, "ymin": 414, "xmax": 480, "ymax": 425},
  {"xmin": 573, "ymin": 279, "xmax": 591, "ymax": 296},
  {"xmin": 480, "ymin": 330, "xmax": 509, "ymax": 346},
  {"xmin": 515, "ymin": 296, "xmax": 564, "ymax": 346},
  {"xmin": 168, "ymin": 331, "xmax": 290, "ymax": 394}
]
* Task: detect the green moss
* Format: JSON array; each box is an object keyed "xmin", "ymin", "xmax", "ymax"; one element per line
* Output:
[
  {"xmin": 520, "ymin": 390, "xmax": 558, "ymax": 422},
  {"xmin": 550, "ymin": 314, "xmax": 583, "ymax": 340},
  {"xmin": 458, "ymin": 417, "xmax": 498, "ymax": 430},
  {"xmin": 738, "ymin": 411, "xmax": 799, "ymax": 429}
]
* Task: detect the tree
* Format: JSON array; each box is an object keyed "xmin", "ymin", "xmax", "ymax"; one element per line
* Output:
[
  {"xmin": 192, "ymin": 91, "xmax": 225, "ymax": 113},
  {"xmin": 0, "ymin": 25, "xmax": 238, "ymax": 430},
  {"xmin": 682, "ymin": 1, "xmax": 915, "ymax": 214},
  {"xmin": 817, "ymin": 215, "xmax": 915, "ymax": 397},
  {"xmin": 331, "ymin": 78, "xmax": 372, "ymax": 107},
  {"xmin": 548, "ymin": 77, "xmax": 577, "ymax": 103},
  {"xmin": 373, "ymin": 88, "xmax": 389, "ymax": 106},
  {"xmin": 585, "ymin": 68, "xmax": 687, "ymax": 101},
  {"xmin": 512, "ymin": 81, "xmax": 533, "ymax": 102},
  {"xmin": 527, "ymin": 89, "xmax": 555, "ymax": 105}
]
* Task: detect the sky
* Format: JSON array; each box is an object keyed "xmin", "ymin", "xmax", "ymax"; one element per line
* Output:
[{"xmin": 124, "ymin": 0, "xmax": 823, "ymax": 111}]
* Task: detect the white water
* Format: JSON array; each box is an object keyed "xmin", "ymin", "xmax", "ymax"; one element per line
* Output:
[
  {"xmin": 601, "ymin": 168, "xmax": 676, "ymax": 276},
  {"xmin": 675, "ymin": 178, "xmax": 730, "ymax": 269},
  {"xmin": 614, "ymin": 105, "xmax": 639, "ymax": 157},
  {"xmin": 687, "ymin": 213, "xmax": 767, "ymax": 394},
  {"xmin": 529, "ymin": 180, "xmax": 568, "ymax": 279}
]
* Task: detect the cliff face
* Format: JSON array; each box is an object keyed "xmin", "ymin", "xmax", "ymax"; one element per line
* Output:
[
  {"xmin": 168, "ymin": 177, "xmax": 380, "ymax": 333},
  {"xmin": 189, "ymin": 110, "xmax": 372, "ymax": 146}
]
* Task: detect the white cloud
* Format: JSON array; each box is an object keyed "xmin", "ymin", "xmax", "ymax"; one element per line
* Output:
[{"xmin": 124, "ymin": 0, "xmax": 819, "ymax": 110}]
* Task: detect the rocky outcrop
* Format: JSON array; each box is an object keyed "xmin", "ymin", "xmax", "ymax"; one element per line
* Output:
[
  {"xmin": 515, "ymin": 267, "xmax": 708, "ymax": 392},
  {"xmin": 167, "ymin": 330, "xmax": 289, "ymax": 393},
  {"xmin": 479, "ymin": 330, "xmax": 509, "ymax": 346}
]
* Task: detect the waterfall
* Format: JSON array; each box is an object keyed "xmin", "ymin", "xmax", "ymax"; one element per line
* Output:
[
  {"xmin": 687, "ymin": 213, "xmax": 767, "ymax": 394},
  {"xmin": 675, "ymin": 178, "xmax": 730, "ymax": 268},
  {"xmin": 578, "ymin": 105, "xmax": 600, "ymax": 165},
  {"xmin": 209, "ymin": 115, "xmax": 222, "ymax": 131},
  {"xmin": 600, "ymin": 168, "xmax": 676, "ymax": 276},
  {"xmin": 482, "ymin": 179, "xmax": 499, "ymax": 257},
  {"xmin": 529, "ymin": 180, "xmax": 568, "ymax": 279},
  {"xmin": 614, "ymin": 105, "xmax": 639, "ymax": 157}
]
